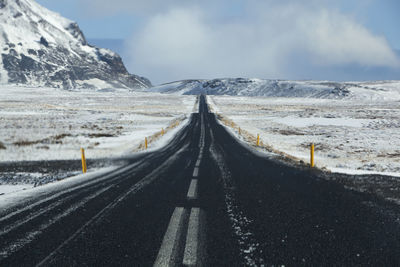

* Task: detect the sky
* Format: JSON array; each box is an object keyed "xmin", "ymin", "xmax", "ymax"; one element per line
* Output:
[{"xmin": 36, "ymin": 0, "xmax": 400, "ymax": 85}]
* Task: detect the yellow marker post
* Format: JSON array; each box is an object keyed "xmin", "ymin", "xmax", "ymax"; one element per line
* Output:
[
  {"xmin": 80, "ymin": 148, "xmax": 87, "ymax": 173},
  {"xmin": 256, "ymin": 134, "xmax": 260, "ymax": 146},
  {"xmin": 310, "ymin": 143, "xmax": 315, "ymax": 167},
  {"xmin": 145, "ymin": 137, "xmax": 148, "ymax": 149},
  {"xmin": 161, "ymin": 128, "xmax": 165, "ymax": 136}
]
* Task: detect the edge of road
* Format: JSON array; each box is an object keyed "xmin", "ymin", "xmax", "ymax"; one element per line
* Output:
[
  {"xmin": 205, "ymin": 96, "xmax": 321, "ymax": 172},
  {"xmin": 206, "ymin": 95, "xmax": 400, "ymax": 178},
  {"xmin": 0, "ymin": 167, "xmax": 118, "ymax": 212},
  {"xmin": 205, "ymin": 95, "xmax": 400, "ymax": 209},
  {"xmin": 0, "ymin": 112, "xmax": 195, "ymax": 213}
]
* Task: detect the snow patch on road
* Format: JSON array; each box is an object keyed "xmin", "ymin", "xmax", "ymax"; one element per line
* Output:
[
  {"xmin": 0, "ymin": 166, "xmax": 117, "ymax": 211},
  {"xmin": 0, "ymin": 185, "xmax": 33, "ymax": 195},
  {"xmin": 210, "ymin": 132, "xmax": 264, "ymax": 266}
]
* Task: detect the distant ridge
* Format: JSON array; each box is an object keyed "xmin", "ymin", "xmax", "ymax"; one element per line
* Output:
[{"xmin": 149, "ymin": 78, "xmax": 400, "ymax": 101}]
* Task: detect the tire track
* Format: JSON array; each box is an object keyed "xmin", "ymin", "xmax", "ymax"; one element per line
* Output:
[
  {"xmin": 36, "ymin": 144, "xmax": 189, "ymax": 266},
  {"xmin": 0, "ymin": 161, "xmax": 148, "ymax": 237}
]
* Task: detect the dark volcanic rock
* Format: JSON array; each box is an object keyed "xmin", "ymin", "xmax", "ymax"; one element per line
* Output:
[{"xmin": 150, "ymin": 78, "xmax": 356, "ymax": 99}]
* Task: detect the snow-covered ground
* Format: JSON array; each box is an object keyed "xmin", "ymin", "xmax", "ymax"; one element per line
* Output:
[
  {"xmin": 0, "ymin": 86, "xmax": 196, "ymax": 162},
  {"xmin": 0, "ymin": 86, "xmax": 196, "ymax": 194},
  {"xmin": 151, "ymin": 79, "xmax": 400, "ymax": 101},
  {"xmin": 208, "ymin": 95, "xmax": 400, "ymax": 177},
  {"xmin": 0, "ymin": 166, "xmax": 117, "ymax": 209}
]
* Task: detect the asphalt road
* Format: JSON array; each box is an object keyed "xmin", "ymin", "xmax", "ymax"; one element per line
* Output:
[{"xmin": 1, "ymin": 95, "xmax": 400, "ymax": 266}]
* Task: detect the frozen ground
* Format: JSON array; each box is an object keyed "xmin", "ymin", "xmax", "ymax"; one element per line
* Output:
[
  {"xmin": 0, "ymin": 86, "xmax": 196, "ymax": 193},
  {"xmin": 208, "ymin": 95, "xmax": 400, "ymax": 177},
  {"xmin": 0, "ymin": 86, "xmax": 196, "ymax": 161}
]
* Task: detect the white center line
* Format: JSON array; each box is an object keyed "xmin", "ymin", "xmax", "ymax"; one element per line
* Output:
[
  {"xmin": 192, "ymin": 167, "xmax": 199, "ymax": 178},
  {"xmin": 195, "ymin": 159, "xmax": 201, "ymax": 168},
  {"xmin": 183, "ymin": 208, "xmax": 206, "ymax": 267},
  {"xmin": 153, "ymin": 207, "xmax": 189, "ymax": 267},
  {"xmin": 187, "ymin": 179, "xmax": 198, "ymax": 200},
  {"xmin": 155, "ymin": 100, "xmax": 207, "ymax": 267}
]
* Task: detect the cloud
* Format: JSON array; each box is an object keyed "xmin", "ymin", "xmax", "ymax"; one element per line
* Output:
[
  {"xmin": 299, "ymin": 9, "xmax": 398, "ymax": 67},
  {"xmin": 124, "ymin": 1, "xmax": 399, "ymax": 84}
]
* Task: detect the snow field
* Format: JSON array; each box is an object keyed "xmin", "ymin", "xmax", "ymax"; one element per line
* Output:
[
  {"xmin": 0, "ymin": 86, "xmax": 196, "ymax": 162},
  {"xmin": 208, "ymin": 95, "xmax": 400, "ymax": 177}
]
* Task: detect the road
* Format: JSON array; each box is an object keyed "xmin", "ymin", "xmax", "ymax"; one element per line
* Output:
[{"xmin": 1, "ymin": 95, "xmax": 400, "ymax": 266}]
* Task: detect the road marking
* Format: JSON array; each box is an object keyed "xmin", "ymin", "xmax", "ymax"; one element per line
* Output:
[
  {"xmin": 199, "ymin": 140, "xmax": 204, "ymax": 148},
  {"xmin": 35, "ymin": 148, "xmax": 188, "ymax": 267},
  {"xmin": 183, "ymin": 208, "xmax": 205, "ymax": 267},
  {"xmin": 195, "ymin": 159, "xmax": 201, "ymax": 167},
  {"xmin": 199, "ymin": 127, "xmax": 205, "ymax": 148},
  {"xmin": 187, "ymin": 180, "xmax": 198, "ymax": 200},
  {"xmin": 155, "ymin": 101, "xmax": 205, "ymax": 266},
  {"xmin": 154, "ymin": 208, "xmax": 189, "ymax": 267},
  {"xmin": 192, "ymin": 167, "xmax": 199, "ymax": 178}
]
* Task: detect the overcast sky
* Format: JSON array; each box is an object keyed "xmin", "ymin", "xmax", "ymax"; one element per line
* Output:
[{"xmin": 37, "ymin": 0, "xmax": 400, "ymax": 85}]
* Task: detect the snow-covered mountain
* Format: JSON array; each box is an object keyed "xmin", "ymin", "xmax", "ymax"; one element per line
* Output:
[
  {"xmin": 0, "ymin": 0, "xmax": 151, "ymax": 89},
  {"xmin": 150, "ymin": 78, "xmax": 400, "ymax": 101}
]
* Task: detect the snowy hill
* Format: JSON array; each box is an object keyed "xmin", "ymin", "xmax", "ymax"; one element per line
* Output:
[
  {"xmin": 149, "ymin": 80, "xmax": 204, "ymax": 94},
  {"xmin": 150, "ymin": 78, "xmax": 400, "ymax": 101},
  {"xmin": 0, "ymin": 0, "xmax": 150, "ymax": 89}
]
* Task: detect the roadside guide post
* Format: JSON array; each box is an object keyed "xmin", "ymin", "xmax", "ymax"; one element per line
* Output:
[{"xmin": 81, "ymin": 148, "xmax": 87, "ymax": 173}]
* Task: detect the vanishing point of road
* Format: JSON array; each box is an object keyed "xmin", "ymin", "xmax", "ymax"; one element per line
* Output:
[{"xmin": 1, "ymin": 95, "xmax": 400, "ymax": 266}]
